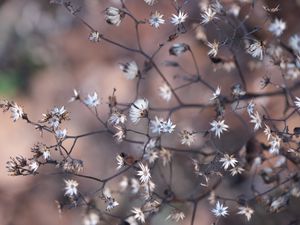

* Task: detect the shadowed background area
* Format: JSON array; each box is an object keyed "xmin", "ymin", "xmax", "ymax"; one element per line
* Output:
[{"xmin": 1, "ymin": 0, "xmax": 300, "ymax": 225}]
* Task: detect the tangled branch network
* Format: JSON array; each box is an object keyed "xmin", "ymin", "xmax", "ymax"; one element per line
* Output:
[{"xmin": 2, "ymin": 0, "xmax": 300, "ymax": 224}]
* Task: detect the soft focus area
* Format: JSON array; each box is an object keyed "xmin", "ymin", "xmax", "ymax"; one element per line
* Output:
[{"xmin": 1, "ymin": 1, "xmax": 300, "ymax": 225}]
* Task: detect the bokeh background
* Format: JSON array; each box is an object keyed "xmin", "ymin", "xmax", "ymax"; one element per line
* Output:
[{"xmin": 1, "ymin": 0, "xmax": 300, "ymax": 225}]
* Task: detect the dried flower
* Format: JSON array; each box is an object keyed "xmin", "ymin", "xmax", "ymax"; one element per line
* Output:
[
  {"xmin": 159, "ymin": 84, "xmax": 172, "ymax": 102},
  {"xmin": 150, "ymin": 116, "xmax": 176, "ymax": 134},
  {"xmin": 212, "ymin": 201, "xmax": 229, "ymax": 217},
  {"xmin": 230, "ymin": 166, "xmax": 244, "ymax": 176},
  {"xmin": 294, "ymin": 96, "xmax": 300, "ymax": 110},
  {"xmin": 179, "ymin": 130, "xmax": 195, "ymax": 146},
  {"xmin": 89, "ymin": 31, "xmax": 101, "ymax": 42},
  {"xmin": 64, "ymin": 179, "xmax": 78, "ymax": 197},
  {"xmin": 207, "ymin": 40, "xmax": 219, "ymax": 58},
  {"xmin": 10, "ymin": 103, "xmax": 24, "ymax": 122},
  {"xmin": 268, "ymin": 18, "xmax": 286, "ymax": 37},
  {"xmin": 237, "ymin": 206, "xmax": 254, "ymax": 221},
  {"xmin": 129, "ymin": 98, "xmax": 149, "ymax": 123},
  {"xmin": 149, "ymin": 11, "xmax": 165, "ymax": 28},
  {"xmin": 109, "ymin": 111, "xmax": 127, "ymax": 125},
  {"xmin": 289, "ymin": 34, "xmax": 300, "ymax": 53},
  {"xmin": 160, "ymin": 148, "xmax": 172, "ymax": 166},
  {"xmin": 113, "ymin": 126, "xmax": 126, "ymax": 143},
  {"xmin": 55, "ymin": 128, "xmax": 67, "ymax": 139},
  {"xmin": 210, "ymin": 120, "xmax": 229, "ymax": 138},
  {"xmin": 247, "ymin": 40, "xmax": 264, "ymax": 60},
  {"xmin": 69, "ymin": 89, "xmax": 80, "ymax": 102},
  {"xmin": 131, "ymin": 207, "xmax": 145, "ymax": 223},
  {"xmin": 137, "ymin": 163, "xmax": 151, "ymax": 183},
  {"xmin": 62, "ymin": 159, "xmax": 84, "ymax": 174},
  {"xmin": 83, "ymin": 212, "xmax": 99, "ymax": 225},
  {"xmin": 105, "ymin": 7, "xmax": 124, "ymax": 26},
  {"xmin": 170, "ymin": 11, "xmax": 188, "ymax": 26},
  {"xmin": 144, "ymin": 0, "xmax": 155, "ymax": 6},
  {"xmin": 250, "ymin": 111, "xmax": 262, "ymax": 131},
  {"xmin": 166, "ymin": 210, "xmax": 185, "ymax": 222},
  {"xmin": 84, "ymin": 92, "xmax": 100, "ymax": 107},
  {"xmin": 119, "ymin": 61, "xmax": 139, "ymax": 80},
  {"xmin": 210, "ymin": 86, "xmax": 221, "ymax": 101},
  {"xmin": 28, "ymin": 160, "xmax": 39, "ymax": 172},
  {"xmin": 201, "ymin": 7, "xmax": 217, "ymax": 24},
  {"xmin": 219, "ymin": 154, "xmax": 238, "ymax": 170},
  {"xmin": 169, "ymin": 43, "xmax": 189, "ymax": 56}
]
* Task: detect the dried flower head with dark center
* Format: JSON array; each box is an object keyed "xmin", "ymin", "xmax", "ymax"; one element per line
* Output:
[
  {"xmin": 105, "ymin": 7, "xmax": 125, "ymax": 26},
  {"xmin": 169, "ymin": 43, "xmax": 190, "ymax": 56}
]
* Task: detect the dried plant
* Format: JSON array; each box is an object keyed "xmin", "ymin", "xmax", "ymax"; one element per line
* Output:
[{"xmin": 2, "ymin": 0, "xmax": 300, "ymax": 225}]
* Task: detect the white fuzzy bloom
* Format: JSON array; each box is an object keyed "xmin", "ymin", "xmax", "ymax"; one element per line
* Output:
[
  {"xmin": 228, "ymin": 4, "xmax": 240, "ymax": 17},
  {"xmin": 104, "ymin": 195, "xmax": 119, "ymax": 210},
  {"xmin": 230, "ymin": 166, "xmax": 244, "ymax": 176},
  {"xmin": 109, "ymin": 111, "xmax": 127, "ymax": 125},
  {"xmin": 219, "ymin": 154, "xmax": 238, "ymax": 170},
  {"xmin": 289, "ymin": 34, "xmax": 300, "ymax": 53},
  {"xmin": 149, "ymin": 11, "xmax": 165, "ymax": 28},
  {"xmin": 84, "ymin": 92, "xmax": 100, "ymax": 107},
  {"xmin": 247, "ymin": 40, "xmax": 264, "ymax": 60},
  {"xmin": 10, "ymin": 103, "xmax": 24, "ymax": 122},
  {"xmin": 55, "ymin": 128, "xmax": 67, "ymax": 139},
  {"xmin": 116, "ymin": 154, "xmax": 124, "ymax": 170},
  {"xmin": 179, "ymin": 130, "xmax": 195, "ymax": 146},
  {"xmin": 294, "ymin": 96, "xmax": 300, "ymax": 110},
  {"xmin": 264, "ymin": 124, "xmax": 272, "ymax": 141},
  {"xmin": 210, "ymin": 86, "xmax": 221, "ymax": 101},
  {"xmin": 268, "ymin": 18, "xmax": 286, "ymax": 37},
  {"xmin": 210, "ymin": 120, "xmax": 229, "ymax": 138},
  {"xmin": 129, "ymin": 98, "xmax": 149, "ymax": 123},
  {"xmin": 237, "ymin": 206, "xmax": 254, "ymax": 221},
  {"xmin": 211, "ymin": 0, "xmax": 223, "ymax": 13},
  {"xmin": 83, "ymin": 212, "xmax": 99, "ymax": 225},
  {"xmin": 131, "ymin": 178, "xmax": 140, "ymax": 194},
  {"xmin": 201, "ymin": 7, "xmax": 217, "ymax": 24},
  {"xmin": 250, "ymin": 111, "xmax": 262, "ymax": 131},
  {"xmin": 166, "ymin": 211, "xmax": 185, "ymax": 222},
  {"xmin": 113, "ymin": 126, "xmax": 125, "ymax": 143},
  {"xmin": 137, "ymin": 163, "xmax": 151, "ymax": 184},
  {"xmin": 170, "ymin": 11, "xmax": 188, "ymax": 26},
  {"xmin": 144, "ymin": 149, "xmax": 159, "ymax": 164},
  {"xmin": 159, "ymin": 84, "xmax": 172, "ymax": 102},
  {"xmin": 207, "ymin": 40, "xmax": 219, "ymax": 57},
  {"xmin": 51, "ymin": 106, "xmax": 66, "ymax": 116},
  {"xmin": 119, "ymin": 176, "xmax": 128, "ymax": 191},
  {"xmin": 269, "ymin": 135, "xmax": 281, "ymax": 154},
  {"xmin": 119, "ymin": 61, "xmax": 139, "ymax": 80},
  {"xmin": 43, "ymin": 150, "xmax": 51, "ymax": 160},
  {"xmin": 69, "ymin": 89, "xmax": 80, "ymax": 102},
  {"xmin": 144, "ymin": 0, "xmax": 155, "ymax": 5},
  {"xmin": 48, "ymin": 116, "xmax": 60, "ymax": 128},
  {"xmin": 131, "ymin": 207, "xmax": 145, "ymax": 223},
  {"xmin": 28, "ymin": 160, "xmax": 39, "ymax": 172},
  {"xmin": 64, "ymin": 179, "xmax": 78, "ymax": 197},
  {"xmin": 150, "ymin": 116, "xmax": 176, "ymax": 134},
  {"xmin": 212, "ymin": 201, "xmax": 229, "ymax": 217}
]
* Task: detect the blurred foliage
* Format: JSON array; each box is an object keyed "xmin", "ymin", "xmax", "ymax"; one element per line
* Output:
[{"xmin": 0, "ymin": 54, "xmax": 43, "ymax": 97}]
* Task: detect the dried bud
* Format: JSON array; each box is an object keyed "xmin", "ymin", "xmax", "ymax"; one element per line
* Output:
[
  {"xmin": 169, "ymin": 43, "xmax": 190, "ymax": 56},
  {"xmin": 105, "ymin": 7, "xmax": 125, "ymax": 26}
]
